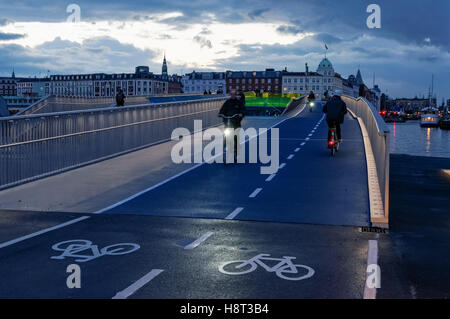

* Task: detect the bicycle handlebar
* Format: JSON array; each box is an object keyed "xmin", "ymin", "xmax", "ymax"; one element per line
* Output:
[{"xmin": 219, "ymin": 113, "xmax": 241, "ymax": 119}]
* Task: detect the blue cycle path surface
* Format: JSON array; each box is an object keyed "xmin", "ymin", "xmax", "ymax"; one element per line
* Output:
[{"xmin": 106, "ymin": 103, "xmax": 370, "ymax": 227}]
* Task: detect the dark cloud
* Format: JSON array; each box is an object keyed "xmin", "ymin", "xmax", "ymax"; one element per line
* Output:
[
  {"xmin": 276, "ymin": 25, "xmax": 303, "ymax": 35},
  {"xmin": 0, "ymin": 32, "xmax": 26, "ymax": 40},
  {"xmin": 248, "ymin": 8, "xmax": 269, "ymax": 20},
  {"xmin": 0, "ymin": 36, "xmax": 158, "ymax": 77},
  {"xmin": 1, "ymin": 0, "xmax": 449, "ymax": 98},
  {"xmin": 193, "ymin": 35, "xmax": 212, "ymax": 49},
  {"xmin": 0, "ymin": 18, "xmax": 14, "ymax": 26},
  {"xmin": 314, "ymin": 33, "xmax": 342, "ymax": 45}
]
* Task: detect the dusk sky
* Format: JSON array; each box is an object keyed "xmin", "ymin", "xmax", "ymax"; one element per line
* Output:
[{"xmin": 0, "ymin": 0, "xmax": 448, "ymax": 100}]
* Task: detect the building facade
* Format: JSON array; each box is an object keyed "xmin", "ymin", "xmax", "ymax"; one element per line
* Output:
[
  {"xmin": 49, "ymin": 66, "xmax": 182, "ymax": 97},
  {"xmin": 282, "ymin": 59, "xmax": 346, "ymax": 99},
  {"xmin": 394, "ymin": 98, "xmax": 437, "ymax": 111},
  {"xmin": 0, "ymin": 77, "xmax": 17, "ymax": 96},
  {"xmin": 17, "ymin": 78, "xmax": 50, "ymax": 97},
  {"xmin": 226, "ymin": 69, "xmax": 282, "ymax": 93},
  {"xmin": 181, "ymin": 72, "xmax": 226, "ymax": 94}
]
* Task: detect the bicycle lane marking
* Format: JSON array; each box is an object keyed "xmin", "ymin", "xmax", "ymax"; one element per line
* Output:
[
  {"xmin": 50, "ymin": 239, "xmax": 141, "ymax": 263},
  {"xmin": 218, "ymin": 253, "xmax": 315, "ymax": 281}
]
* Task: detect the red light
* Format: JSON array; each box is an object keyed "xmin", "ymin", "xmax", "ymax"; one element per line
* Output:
[
  {"xmin": 328, "ymin": 140, "xmax": 334, "ymax": 146},
  {"xmin": 394, "ymin": 112, "xmax": 398, "ymax": 115}
]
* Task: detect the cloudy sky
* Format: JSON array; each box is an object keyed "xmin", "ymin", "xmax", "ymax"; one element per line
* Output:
[{"xmin": 0, "ymin": 0, "xmax": 449, "ymax": 100}]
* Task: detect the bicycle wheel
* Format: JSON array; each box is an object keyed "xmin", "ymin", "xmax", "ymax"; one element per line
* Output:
[
  {"xmin": 101, "ymin": 243, "xmax": 140, "ymax": 255},
  {"xmin": 52, "ymin": 239, "xmax": 92, "ymax": 252},
  {"xmin": 223, "ymin": 137, "xmax": 227, "ymax": 164},
  {"xmin": 219, "ymin": 260, "xmax": 257, "ymax": 275},
  {"xmin": 276, "ymin": 264, "xmax": 315, "ymax": 281}
]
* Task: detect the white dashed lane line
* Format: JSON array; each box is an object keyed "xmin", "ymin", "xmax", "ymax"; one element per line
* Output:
[
  {"xmin": 265, "ymin": 174, "xmax": 276, "ymax": 182},
  {"xmin": 294, "ymin": 148, "xmax": 300, "ymax": 152},
  {"xmin": 301, "ymin": 142, "xmax": 306, "ymax": 146},
  {"xmin": 279, "ymin": 163, "xmax": 286, "ymax": 169},
  {"xmin": 287, "ymin": 154, "xmax": 294, "ymax": 160},
  {"xmin": 184, "ymin": 231, "xmax": 214, "ymax": 250},
  {"xmin": 249, "ymin": 188, "xmax": 263, "ymax": 198},
  {"xmin": 225, "ymin": 207, "xmax": 244, "ymax": 220}
]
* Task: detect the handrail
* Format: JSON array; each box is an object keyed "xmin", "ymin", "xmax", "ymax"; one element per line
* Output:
[
  {"xmin": 341, "ymin": 95, "xmax": 390, "ymax": 226},
  {"xmin": 1, "ymin": 96, "xmax": 228, "ymax": 121}
]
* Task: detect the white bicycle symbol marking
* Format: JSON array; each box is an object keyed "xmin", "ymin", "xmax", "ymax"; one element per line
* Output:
[
  {"xmin": 219, "ymin": 253, "xmax": 315, "ymax": 281},
  {"xmin": 51, "ymin": 239, "xmax": 140, "ymax": 263}
]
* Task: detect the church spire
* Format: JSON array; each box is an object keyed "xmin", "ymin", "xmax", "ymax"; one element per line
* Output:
[
  {"xmin": 12, "ymin": 68, "xmax": 15, "ymax": 78},
  {"xmin": 162, "ymin": 52, "xmax": 168, "ymax": 76}
]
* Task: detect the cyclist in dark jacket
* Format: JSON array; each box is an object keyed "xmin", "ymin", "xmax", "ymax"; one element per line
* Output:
[
  {"xmin": 115, "ymin": 89, "xmax": 126, "ymax": 107},
  {"xmin": 219, "ymin": 90, "xmax": 245, "ymax": 128},
  {"xmin": 238, "ymin": 91, "xmax": 246, "ymax": 109},
  {"xmin": 323, "ymin": 90, "xmax": 347, "ymax": 141}
]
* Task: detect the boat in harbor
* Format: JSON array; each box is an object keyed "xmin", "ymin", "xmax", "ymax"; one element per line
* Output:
[
  {"xmin": 420, "ymin": 107, "xmax": 440, "ymax": 127},
  {"xmin": 439, "ymin": 110, "xmax": 450, "ymax": 130}
]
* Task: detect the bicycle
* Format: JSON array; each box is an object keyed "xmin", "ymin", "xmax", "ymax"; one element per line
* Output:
[
  {"xmin": 328, "ymin": 123, "xmax": 340, "ymax": 156},
  {"xmin": 218, "ymin": 113, "xmax": 241, "ymax": 164},
  {"xmin": 51, "ymin": 239, "xmax": 140, "ymax": 263},
  {"xmin": 219, "ymin": 253, "xmax": 315, "ymax": 281}
]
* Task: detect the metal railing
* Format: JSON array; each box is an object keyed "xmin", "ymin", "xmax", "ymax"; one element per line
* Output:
[
  {"xmin": 16, "ymin": 94, "xmax": 207, "ymax": 116},
  {"xmin": 282, "ymin": 95, "xmax": 308, "ymax": 116},
  {"xmin": 0, "ymin": 97, "xmax": 227, "ymax": 190},
  {"xmin": 341, "ymin": 95, "xmax": 390, "ymax": 220}
]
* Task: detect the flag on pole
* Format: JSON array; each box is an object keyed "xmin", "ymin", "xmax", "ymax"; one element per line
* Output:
[{"xmin": 325, "ymin": 44, "xmax": 328, "ymax": 50}]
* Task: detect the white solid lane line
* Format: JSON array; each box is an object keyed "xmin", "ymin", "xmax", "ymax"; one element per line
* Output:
[
  {"xmin": 363, "ymin": 240, "xmax": 379, "ymax": 299},
  {"xmin": 265, "ymin": 174, "xmax": 276, "ymax": 182},
  {"xmin": 0, "ymin": 216, "xmax": 91, "ymax": 249},
  {"xmin": 287, "ymin": 154, "xmax": 294, "ymax": 160},
  {"xmin": 225, "ymin": 207, "xmax": 244, "ymax": 220},
  {"xmin": 112, "ymin": 269, "xmax": 164, "ymax": 299},
  {"xmin": 94, "ymin": 163, "xmax": 204, "ymax": 214},
  {"xmin": 184, "ymin": 231, "xmax": 214, "ymax": 250},
  {"xmin": 249, "ymin": 188, "xmax": 263, "ymax": 198}
]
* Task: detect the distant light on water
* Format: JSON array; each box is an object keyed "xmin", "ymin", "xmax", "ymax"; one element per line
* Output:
[{"xmin": 388, "ymin": 121, "xmax": 450, "ymax": 158}]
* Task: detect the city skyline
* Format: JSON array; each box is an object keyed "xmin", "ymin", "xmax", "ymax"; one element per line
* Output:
[{"xmin": 0, "ymin": 0, "xmax": 449, "ymax": 99}]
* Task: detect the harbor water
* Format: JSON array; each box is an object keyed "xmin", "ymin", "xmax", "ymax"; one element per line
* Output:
[{"xmin": 388, "ymin": 121, "xmax": 450, "ymax": 158}]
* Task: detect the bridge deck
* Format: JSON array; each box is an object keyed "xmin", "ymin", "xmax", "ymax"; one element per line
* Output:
[
  {"xmin": 106, "ymin": 103, "xmax": 370, "ymax": 227},
  {"xmin": 0, "ymin": 102, "xmax": 389, "ymax": 299}
]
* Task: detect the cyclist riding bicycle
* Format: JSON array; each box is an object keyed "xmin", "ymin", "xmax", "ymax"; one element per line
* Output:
[
  {"xmin": 218, "ymin": 90, "xmax": 245, "ymax": 160},
  {"xmin": 322, "ymin": 90, "xmax": 347, "ymax": 142}
]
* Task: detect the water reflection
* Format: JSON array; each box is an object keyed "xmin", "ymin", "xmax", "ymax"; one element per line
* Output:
[
  {"xmin": 388, "ymin": 121, "xmax": 450, "ymax": 158},
  {"xmin": 426, "ymin": 128, "xmax": 431, "ymax": 153}
]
